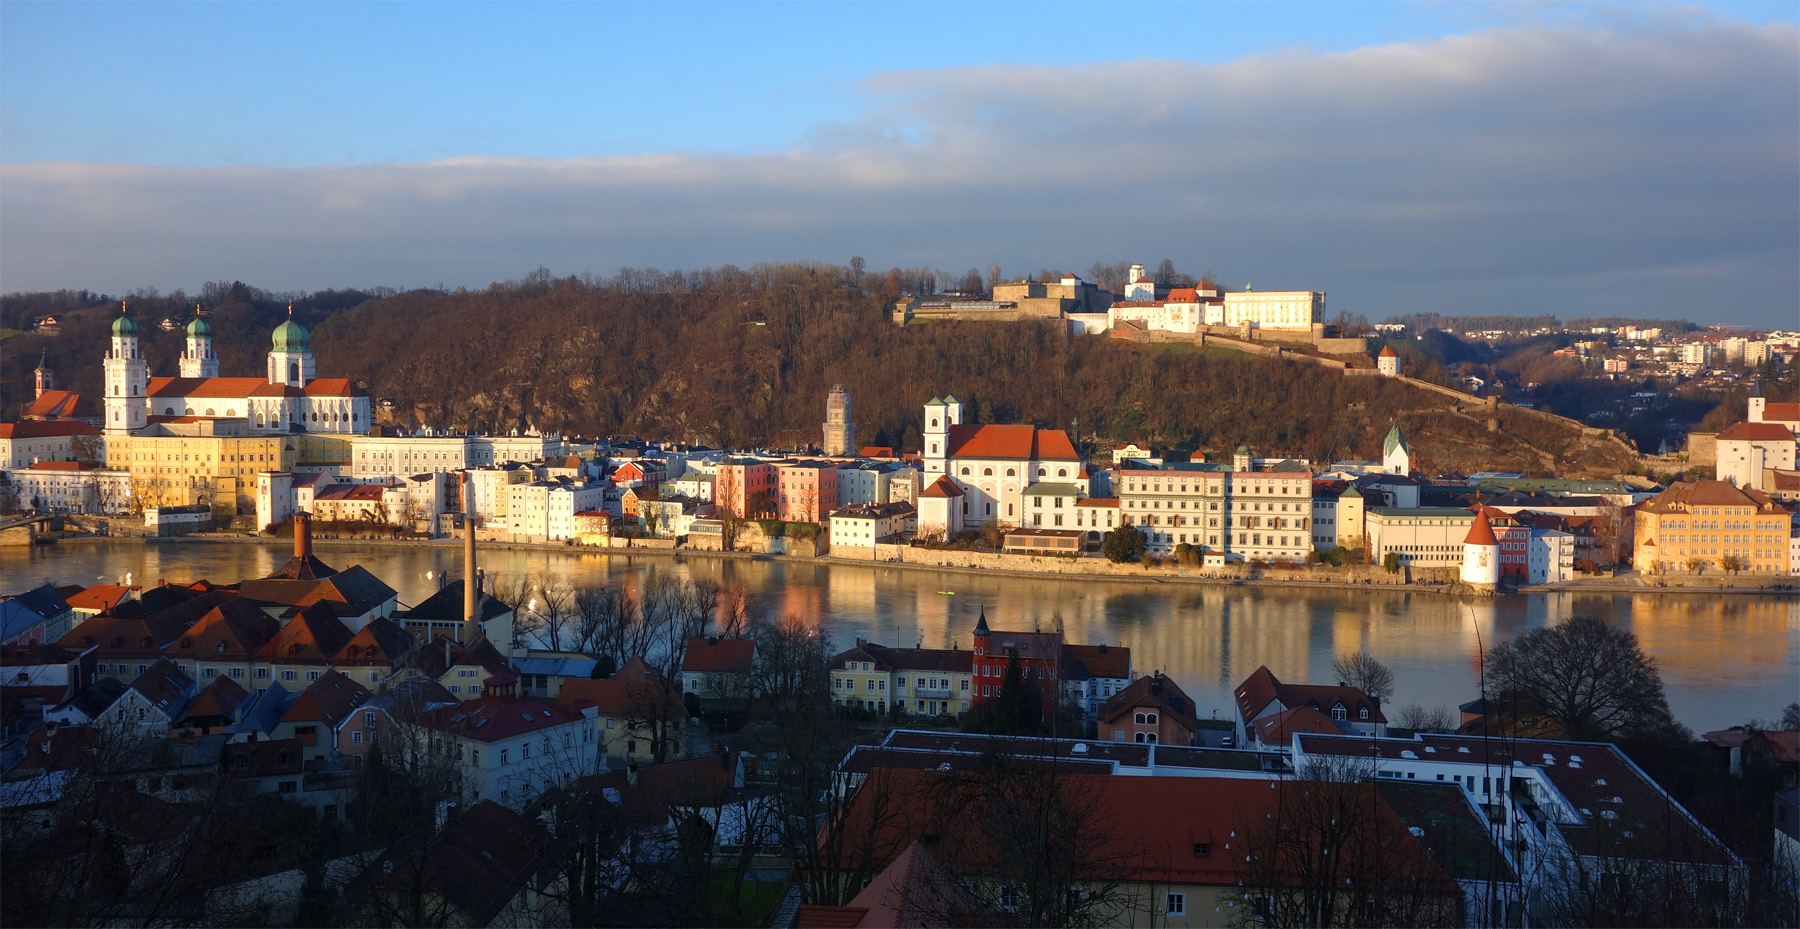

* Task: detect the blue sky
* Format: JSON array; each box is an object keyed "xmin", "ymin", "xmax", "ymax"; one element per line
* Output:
[{"xmin": 2, "ymin": 2, "xmax": 1796, "ymax": 327}]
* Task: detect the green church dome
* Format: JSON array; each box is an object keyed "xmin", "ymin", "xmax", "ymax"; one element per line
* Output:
[
  {"xmin": 111, "ymin": 313, "xmax": 138, "ymax": 337},
  {"xmin": 186, "ymin": 316, "xmax": 212, "ymax": 337},
  {"xmin": 272, "ymin": 317, "xmax": 310, "ymax": 352}
]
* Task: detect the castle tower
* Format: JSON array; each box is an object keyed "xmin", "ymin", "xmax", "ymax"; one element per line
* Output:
[
  {"xmin": 1383, "ymin": 425, "xmax": 1410, "ymax": 475},
  {"xmin": 103, "ymin": 302, "xmax": 148, "ymax": 436},
  {"xmin": 33, "ymin": 352, "xmax": 53, "ymax": 398},
  {"xmin": 923, "ymin": 396, "xmax": 949, "ymax": 470},
  {"xmin": 267, "ymin": 304, "xmax": 315, "ymax": 388},
  {"xmin": 1460, "ymin": 511, "xmax": 1501, "ymax": 587},
  {"xmin": 823, "ymin": 385, "xmax": 855, "ymax": 456},
  {"xmin": 1378, "ymin": 344, "xmax": 1401, "ymax": 378},
  {"xmin": 1748, "ymin": 380, "xmax": 1766, "ymax": 424},
  {"xmin": 180, "ymin": 306, "xmax": 219, "ymax": 378},
  {"xmin": 1232, "ymin": 445, "xmax": 1253, "ymax": 473}
]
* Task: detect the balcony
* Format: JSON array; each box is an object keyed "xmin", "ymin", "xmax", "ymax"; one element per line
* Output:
[{"xmin": 911, "ymin": 687, "xmax": 953, "ymax": 700}]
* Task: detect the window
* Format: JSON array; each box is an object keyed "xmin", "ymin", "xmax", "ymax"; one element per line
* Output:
[
  {"xmin": 500, "ymin": 748, "xmax": 509, "ymax": 765},
  {"xmin": 998, "ymin": 887, "xmax": 1020, "ymax": 911},
  {"xmin": 282, "ymin": 670, "xmax": 296, "ymax": 682},
  {"xmin": 202, "ymin": 667, "xmax": 217, "ymax": 678},
  {"xmin": 1167, "ymin": 893, "xmax": 1186, "ymax": 916},
  {"xmin": 522, "ymin": 743, "xmax": 532, "ymax": 758},
  {"xmin": 1193, "ymin": 842, "xmax": 1210, "ymax": 858},
  {"xmin": 307, "ymin": 670, "xmax": 321, "ymax": 681},
  {"xmin": 1331, "ymin": 705, "xmax": 1347, "ymax": 721},
  {"xmin": 352, "ymin": 731, "xmax": 364, "ymax": 744},
  {"xmin": 365, "ymin": 711, "xmax": 377, "ymax": 728}
]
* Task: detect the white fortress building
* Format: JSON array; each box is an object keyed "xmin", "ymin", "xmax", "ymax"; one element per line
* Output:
[{"xmin": 103, "ymin": 304, "xmax": 369, "ymax": 437}]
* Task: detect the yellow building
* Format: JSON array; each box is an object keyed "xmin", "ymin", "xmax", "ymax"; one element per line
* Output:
[
  {"xmin": 830, "ymin": 641, "xmax": 973, "ymax": 717},
  {"xmin": 107, "ymin": 421, "xmax": 292, "ymax": 515},
  {"xmin": 1634, "ymin": 480, "xmax": 1791, "ymax": 574}
]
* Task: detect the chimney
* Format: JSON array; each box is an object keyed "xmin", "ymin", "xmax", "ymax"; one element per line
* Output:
[
  {"xmin": 295, "ymin": 513, "xmax": 312, "ymax": 560},
  {"xmin": 626, "ymin": 763, "xmax": 639, "ymax": 787},
  {"xmin": 463, "ymin": 519, "xmax": 477, "ymax": 624}
]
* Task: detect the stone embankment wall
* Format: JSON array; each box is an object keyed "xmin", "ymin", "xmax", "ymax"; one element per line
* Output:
[{"xmin": 864, "ymin": 544, "xmax": 1456, "ymax": 585}]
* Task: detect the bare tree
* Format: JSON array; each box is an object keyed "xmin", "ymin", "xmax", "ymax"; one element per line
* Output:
[
  {"xmin": 1330, "ymin": 650, "xmax": 1396, "ymax": 704},
  {"xmin": 535, "ymin": 577, "xmax": 576, "ymax": 652},
  {"xmin": 1485, "ymin": 615, "xmax": 1676, "ymax": 741},
  {"xmin": 1394, "ymin": 703, "xmax": 1457, "ymax": 732}
]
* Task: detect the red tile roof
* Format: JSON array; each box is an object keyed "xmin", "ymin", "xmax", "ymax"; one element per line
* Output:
[
  {"xmin": 1167, "ymin": 288, "xmax": 1202, "ymax": 302},
  {"xmin": 1464, "ymin": 511, "xmax": 1499, "ymax": 545},
  {"xmin": 303, "ymin": 378, "xmax": 360, "ymax": 397},
  {"xmin": 1379, "ymin": 344, "xmax": 1399, "ymax": 357},
  {"xmin": 63, "ymin": 585, "xmax": 138, "ymax": 614},
  {"xmin": 1639, "ymin": 480, "xmax": 1783, "ymax": 515},
  {"xmin": 1062, "ymin": 643, "xmax": 1130, "ymax": 679},
  {"xmin": 945, "ymin": 424, "xmax": 1078, "ymax": 461},
  {"xmin": 1717, "ymin": 421, "xmax": 1796, "ymax": 441},
  {"xmin": 681, "ymin": 637, "xmax": 754, "ymax": 674},
  {"xmin": 1254, "ymin": 705, "xmax": 1343, "ymax": 743},
  {"xmin": 556, "ymin": 677, "xmax": 684, "ymax": 719},
  {"xmin": 145, "ymin": 376, "xmax": 271, "ymax": 399},
  {"xmin": 1762, "ymin": 402, "xmax": 1800, "ymax": 423},
  {"xmin": 25, "ymin": 460, "xmax": 83, "ymax": 471},
  {"xmin": 0, "ymin": 420, "xmax": 99, "ymax": 439},
  {"xmin": 422, "ymin": 691, "xmax": 586, "ymax": 742},
  {"xmin": 1235, "ymin": 665, "xmax": 1387, "ymax": 726},
  {"xmin": 282, "ymin": 670, "xmax": 371, "ymax": 729},
  {"xmin": 918, "ymin": 475, "xmax": 963, "ymax": 498},
  {"xmin": 23, "ymin": 389, "xmax": 94, "ymax": 420}
]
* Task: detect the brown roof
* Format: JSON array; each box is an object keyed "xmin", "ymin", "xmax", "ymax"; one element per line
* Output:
[
  {"xmin": 225, "ymin": 737, "xmax": 304, "ymax": 778},
  {"xmin": 255, "ymin": 602, "xmax": 354, "ymax": 664},
  {"xmin": 333, "ymin": 617, "xmax": 414, "ymax": 667},
  {"xmin": 1763, "ymin": 402, "xmax": 1800, "ymax": 423},
  {"xmin": 1463, "ymin": 510, "xmax": 1499, "ymax": 546},
  {"xmin": 1234, "ymin": 665, "xmax": 1387, "ymax": 726},
  {"xmin": 127, "ymin": 659, "xmax": 195, "ymax": 715},
  {"xmin": 1063, "ymin": 643, "xmax": 1130, "ymax": 680},
  {"xmin": 1639, "ymin": 480, "xmax": 1783, "ymax": 515},
  {"xmin": 1098, "ymin": 673, "xmax": 1201, "ymax": 732},
  {"xmin": 64, "ymin": 584, "xmax": 138, "ymax": 614},
  {"xmin": 281, "ymin": 670, "xmax": 371, "ymax": 729},
  {"xmin": 1254, "ymin": 705, "xmax": 1344, "ymax": 743},
  {"xmin": 185, "ymin": 675, "xmax": 251, "ymax": 721},
  {"xmin": 23, "ymin": 389, "xmax": 95, "ymax": 420},
  {"xmin": 25, "ymin": 460, "xmax": 83, "ymax": 471},
  {"xmin": 0, "ymin": 420, "xmax": 99, "ymax": 439},
  {"xmin": 422, "ymin": 689, "xmax": 586, "ymax": 743},
  {"xmin": 164, "ymin": 599, "xmax": 281, "ymax": 662},
  {"xmin": 1718, "ymin": 421, "xmax": 1796, "ymax": 441},
  {"xmin": 681, "ymin": 637, "xmax": 754, "ymax": 674},
  {"xmin": 145, "ymin": 376, "xmax": 271, "ymax": 399},
  {"xmin": 303, "ymin": 378, "xmax": 360, "ymax": 397},
  {"xmin": 1379, "ymin": 344, "xmax": 1399, "ymax": 357},
  {"xmin": 555, "ymin": 677, "xmax": 684, "ymax": 719},
  {"xmin": 353, "ymin": 800, "xmax": 547, "ymax": 926},
  {"xmin": 586, "ymin": 752, "xmax": 741, "ymax": 824}
]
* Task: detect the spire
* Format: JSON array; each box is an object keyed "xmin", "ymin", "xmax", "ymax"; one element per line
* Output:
[
  {"xmin": 287, "ymin": 301, "xmax": 294, "ymax": 316},
  {"xmin": 974, "ymin": 607, "xmax": 989, "ymax": 635}
]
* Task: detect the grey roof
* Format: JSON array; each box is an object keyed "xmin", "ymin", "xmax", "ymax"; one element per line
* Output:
[
  {"xmin": 1, "ymin": 584, "xmax": 71, "ymax": 640},
  {"xmin": 53, "ymin": 677, "xmax": 128, "ymax": 721},
  {"xmin": 232, "ymin": 681, "xmax": 296, "ymax": 736},
  {"xmin": 1022, "ymin": 482, "xmax": 1083, "ymax": 497}
]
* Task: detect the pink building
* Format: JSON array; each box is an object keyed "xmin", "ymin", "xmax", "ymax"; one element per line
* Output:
[
  {"xmin": 715, "ymin": 458, "xmax": 778, "ymax": 519},
  {"xmin": 776, "ymin": 461, "xmax": 839, "ymax": 524}
]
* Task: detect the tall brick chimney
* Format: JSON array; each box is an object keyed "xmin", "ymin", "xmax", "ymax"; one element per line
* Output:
[
  {"xmin": 294, "ymin": 512, "xmax": 312, "ymax": 560},
  {"xmin": 463, "ymin": 518, "xmax": 477, "ymax": 625}
]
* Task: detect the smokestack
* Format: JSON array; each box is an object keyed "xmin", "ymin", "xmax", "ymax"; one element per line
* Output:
[
  {"xmin": 463, "ymin": 519, "xmax": 477, "ymax": 624},
  {"xmin": 295, "ymin": 513, "xmax": 312, "ymax": 560}
]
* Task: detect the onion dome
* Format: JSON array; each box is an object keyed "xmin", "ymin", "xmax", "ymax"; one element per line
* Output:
[
  {"xmin": 186, "ymin": 315, "xmax": 212, "ymax": 337},
  {"xmin": 111, "ymin": 312, "xmax": 138, "ymax": 337},
  {"xmin": 272, "ymin": 316, "xmax": 310, "ymax": 352}
]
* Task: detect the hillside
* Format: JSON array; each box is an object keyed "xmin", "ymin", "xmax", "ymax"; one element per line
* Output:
[{"xmin": 2, "ymin": 266, "xmax": 1637, "ymax": 477}]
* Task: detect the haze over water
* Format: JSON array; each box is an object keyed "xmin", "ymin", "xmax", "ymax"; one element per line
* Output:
[{"xmin": 6, "ymin": 541, "xmax": 1795, "ymax": 733}]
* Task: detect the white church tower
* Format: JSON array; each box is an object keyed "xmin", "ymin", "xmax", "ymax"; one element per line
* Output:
[
  {"xmin": 1383, "ymin": 425, "xmax": 1410, "ymax": 475},
  {"xmin": 179, "ymin": 307, "xmax": 219, "ymax": 378},
  {"xmin": 923, "ymin": 396, "xmax": 949, "ymax": 475},
  {"xmin": 103, "ymin": 302, "xmax": 148, "ymax": 436},
  {"xmin": 267, "ymin": 304, "xmax": 315, "ymax": 388}
]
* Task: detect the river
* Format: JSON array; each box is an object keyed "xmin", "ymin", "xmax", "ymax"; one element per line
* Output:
[{"xmin": 4, "ymin": 540, "xmax": 1795, "ymax": 733}]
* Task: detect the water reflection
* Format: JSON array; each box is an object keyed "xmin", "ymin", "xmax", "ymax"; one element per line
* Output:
[{"xmin": 4, "ymin": 541, "xmax": 1794, "ymax": 732}]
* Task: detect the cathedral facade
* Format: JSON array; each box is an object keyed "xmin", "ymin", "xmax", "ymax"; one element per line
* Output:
[{"xmin": 103, "ymin": 305, "xmax": 369, "ymax": 437}]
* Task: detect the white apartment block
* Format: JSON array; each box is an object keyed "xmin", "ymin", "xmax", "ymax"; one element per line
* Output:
[
  {"xmin": 1118, "ymin": 463, "xmax": 1314, "ymax": 562},
  {"xmin": 504, "ymin": 480, "xmax": 607, "ymax": 542},
  {"xmin": 463, "ymin": 465, "xmax": 533, "ymax": 525},
  {"xmin": 5, "ymin": 464, "xmax": 134, "ymax": 515},
  {"xmin": 1222, "ymin": 290, "xmax": 1325, "ymax": 331},
  {"xmin": 351, "ymin": 433, "xmax": 566, "ymax": 477},
  {"xmin": 1528, "ymin": 529, "xmax": 1575, "ymax": 584}
]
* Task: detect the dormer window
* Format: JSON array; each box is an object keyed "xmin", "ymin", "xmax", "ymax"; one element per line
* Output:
[
  {"xmin": 1331, "ymin": 705, "xmax": 1347, "ymax": 721},
  {"xmin": 1359, "ymin": 707, "xmax": 1369, "ymax": 720},
  {"xmin": 216, "ymin": 641, "xmax": 228, "ymax": 653}
]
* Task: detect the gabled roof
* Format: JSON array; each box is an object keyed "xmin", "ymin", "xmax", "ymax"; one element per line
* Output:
[
  {"xmin": 127, "ymin": 659, "xmax": 196, "ymax": 720},
  {"xmin": 51, "ymin": 677, "xmax": 128, "ymax": 722},
  {"xmin": 682, "ymin": 637, "xmax": 754, "ymax": 674},
  {"xmin": 333, "ymin": 617, "xmax": 415, "ymax": 667},
  {"xmin": 185, "ymin": 675, "xmax": 251, "ymax": 722},
  {"xmin": 0, "ymin": 420, "xmax": 99, "ymax": 439},
  {"xmin": 556, "ymin": 677, "xmax": 684, "ymax": 720},
  {"xmin": 1062, "ymin": 643, "xmax": 1130, "ymax": 680},
  {"xmin": 1717, "ymin": 421, "xmax": 1797, "ymax": 442},
  {"xmin": 23, "ymin": 389, "xmax": 95, "ymax": 421},
  {"xmin": 352, "ymin": 800, "xmax": 547, "ymax": 926},
  {"xmin": 918, "ymin": 475, "xmax": 965, "ymax": 498},
  {"xmin": 144, "ymin": 376, "xmax": 271, "ymax": 399},
  {"xmin": 238, "ymin": 564, "xmax": 397, "ymax": 619},
  {"xmin": 281, "ymin": 670, "xmax": 370, "ymax": 729},
  {"xmin": 1234, "ymin": 665, "xmax": 1387, "ymax": 726},
  {"xmin": 944, "ymin": 424, "xmax": 1078, "ymax": 461},
  {"xmin": 1762, "ymin": 402, "xmax": 1800, "ymax": 423},
  {"xmin": 586, "ymin": 751, "xmax": 742, "ymax": 824},
  {"xmin": 1098, "ymin": 673, "xmax": 1200, "ymax": 732},
  {"xmin": 1639, "ymin": 480, "xmax": 1782, "ymax": 515},
  {"xmin": 63, "ymin": 584, "xmax": 137, "ymax": 614},
  {"xmin": 421, "ymin": 690, "xmax": 585, "ymax": 742},
  {"xmin": 164, "ymin": 599, "xmax": 281, "ymax": 661},
  {"xmin": 402, "ymin": 579, "xmax": 510, "ymax": 623},
  {"xmin": 5, "ymin": 584, "xmax": 71, "ymax": 625},
  {"xmin": 255, "ymin": 602, "xmax": 354, "ymax": 664},
  {"xmin": 1253, "ymin": 705, "xmax": 1345, "ymax": 743}
]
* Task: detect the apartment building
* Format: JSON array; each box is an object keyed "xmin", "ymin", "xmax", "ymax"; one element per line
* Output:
[
  {"xmin": 1117, "ymin": 456, "xmax": 1314, "ymax": 562},
  {"xmin": 1633, "ymin": 480, "xmax": 1792, "ymax": 574}
]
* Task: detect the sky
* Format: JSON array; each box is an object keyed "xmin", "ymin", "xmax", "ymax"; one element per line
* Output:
[{"xmin": 2, "ymin": 1, "xmax": 1796, "ymax": 327}]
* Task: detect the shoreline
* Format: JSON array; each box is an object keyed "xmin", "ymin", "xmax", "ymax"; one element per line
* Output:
[{"xmin": 41, "ymin": 533, "xmax": 1798, "ymax": 598}]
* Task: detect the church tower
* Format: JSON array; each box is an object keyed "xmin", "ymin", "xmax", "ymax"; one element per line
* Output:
[
  {"xmin": 923, "ymin": 396, "xmax": 949, "ymax": 474},
  {"xmin": 822, "ymin": 385, "xmax": 855, "ymax": 456},
  {"xmin": 33, "ymin": 352, "xmax": 53, "ymax": 398},
  {"xmin": 103, "ymin": 302, "xmax": 148, "ymax": 435},
  {"xmin": 179, "ymin": 306, "xmax": 219, "ymax": 378},
  {"xmin": 1383, "ymin": 425, "xmax": 1410, "ymax": 475},
  {"xmin": 267, "ymin": 304, "xmax": 315, "ymax": 388}
]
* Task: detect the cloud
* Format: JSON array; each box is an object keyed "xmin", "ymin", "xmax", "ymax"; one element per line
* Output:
[{"xmin": 3, "ymin": 19, "xmax": 1794, "ymax": 325}]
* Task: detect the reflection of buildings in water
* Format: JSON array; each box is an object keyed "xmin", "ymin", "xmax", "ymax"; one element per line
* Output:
[
  {"xmin": 826, "ymin": 565, "xmax": 878, "ymax": 619},
  {"xmin": 777, "ymin": 583, "xmax": 823, "ymax": 628},
  {"xmin": 1615, "ymin": 594, "xmax": 1797, "ymax": 679}
]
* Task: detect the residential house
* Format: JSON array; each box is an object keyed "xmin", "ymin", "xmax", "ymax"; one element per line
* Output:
[
  {"xmin": 1098, "ymin": 672, "xmax": 1202, "ymax": 745},
  {"xmin": 393, "ymin": 578, "xmax": 515, "ymax": 652},
  {"xmin": 107, "ymin": 659, "xmax": 199, "ymax": 739},
  {"xmin": 252, "ymin": 602, "xmax": 355, "ymax": 691},
  {"xmin": 331, "ymin": 617, "xmax": 417, "ymax": 690},
  {"xmin": 715, "ymin": 458, "xmax": 778, "ymax": 518},
  {"xmin": 556, "ymin": 664, "xmax": 688, "ymax": 765},
  {"xmin": 1117, "ymin": 457, "xmax": 1314, "ymax": 561},
  {"xmin": 332, "ymin": 678, "xmax": 458, "ymax": 772},
  {"xmin": 775, "ymin": 461, "xmax": 839, "ymax": 523},
  {"xmin": 828, "ymin": 501, "xmax": 916, "ymax": 550},
  {"xmin": 62, "ymin": 584, "xmax": 138, "ymax": 621},
  {"xmin": 680, "ymin": 637, "xmax": 755, "ymax": 710},
  {"xmin": 1060, "ymin": 643, "xmax": 1133, "ymax": 718},
  {"xmin": 1, "ymin": 584, "xmax": 76, "ymax": 646},
  {"xmin": 418, "ymin": 674, "xmax": 600, "ymax": 809},
  {"xmin": 1234, "ymin": 665, "xmax": 1387, "ymax": 748},
  {"xmin": 275, "ymin": 670, "xmax": 371, "ymax": 766},
  {"xmin": 179, "ymin": 675, "xmax": 251, "ymax": 733},
  {"xmin": 404, "ymin": 633, "xmax": 514, "ymax": 699},
  {"xmin": 42, "ymin": 678, "xmax": 128, "ymax": 728},
  {"xmin": 162, "ymin": 599, "xmax": 281, "ymax": 688},
  {"xmin": 829, "ymin": 641, "xmax": 974, "ymax": 717}
]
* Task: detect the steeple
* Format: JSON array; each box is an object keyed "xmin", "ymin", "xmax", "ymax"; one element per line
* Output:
[
  {"xmin": 104, "ymin": 300, "xmax": 147, "ymax": 435},
  {"xmin": 33, "ymin": 352, "xmax": 53, "ymax": 398},
  {"xmin": 974, "ymin": 607, "xmax": 990, "ymax": 636},
  {"xmin": 180, "ymin": 303, "xmax": 219, "ymax": 378}
]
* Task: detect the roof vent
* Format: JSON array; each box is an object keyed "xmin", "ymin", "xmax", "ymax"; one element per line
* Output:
[
  {"xmin": 1567, "ymin": 760, "xmax": 1581, "ymax": 769},
  {"xmin": 1409, "ymin": 826, "xmax": 1425, "ymax": 837},
  {"xmin": 1073, "ymin": 743, "xmax": 1089, "ymax": 754},
  {"xmin": 1424, "ymin": 746, "xmax": 1436, "ymax": 753},
  {"xmin": 1600, "ymin": 809, "xmax": 1618, "ymax": 820},
  {"xmin": 1568, "ymin": 754, "xmax": 1582, "ymax": 762},
  {"xmin": 1400, "ymin": 750, "xmax": 1417, "ymax": 759},
  {"xmin": 936, "ymin": 763, "xmax": 952, "ymax": 771},
  {"xmin": 1594, "ymin": 778, "xmax": 1607, "ymax": 786},
  {"xmin": 1457, "ymin": 746, "xmax": 1471, "ymax": 754}
]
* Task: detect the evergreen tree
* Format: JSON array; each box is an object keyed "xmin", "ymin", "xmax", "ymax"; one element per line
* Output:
[{"xmin": 994, "ymin": 651, "xmax": 1043, "ymax": 735}]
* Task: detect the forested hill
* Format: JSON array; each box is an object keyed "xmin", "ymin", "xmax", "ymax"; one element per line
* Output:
[{"xmin": 2, "ymin": 265, "xmax": 1634, "ymax": 476}]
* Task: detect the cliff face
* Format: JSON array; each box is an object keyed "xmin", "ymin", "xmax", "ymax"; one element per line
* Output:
[{"xmin": 2, "ymin": 271, "xmax": 1635, "ymax": 477}]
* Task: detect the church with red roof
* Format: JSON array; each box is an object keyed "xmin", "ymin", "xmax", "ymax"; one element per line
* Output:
[{"xmin": 917, "ymin": 394, "xmax": 1086, "ymax": 529}]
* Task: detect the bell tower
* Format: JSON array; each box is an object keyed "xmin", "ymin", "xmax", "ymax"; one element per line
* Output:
[
  {"xmin": 180, "ymin": 305, "xmax": 219, "ymax": 378},
  {"xmin": 33, "ymin": 352, "xmax": 53, "ymax": 398},
  {"xmin": 103, "ymin": 302, "xmax": 148, "ymax": 435}
]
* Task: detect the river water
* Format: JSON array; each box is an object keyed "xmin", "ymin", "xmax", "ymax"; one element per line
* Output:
[{"xmin": 5, "ymin": 541, "xmax": 1796, "ymax": 733}]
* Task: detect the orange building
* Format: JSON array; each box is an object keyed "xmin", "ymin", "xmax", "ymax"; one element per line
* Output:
[{"xmin": 1633, "ymin": 480, "xmax": 1791, "ymax": 574}]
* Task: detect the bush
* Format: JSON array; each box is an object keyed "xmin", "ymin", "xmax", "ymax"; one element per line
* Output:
[
  {"xmin": 1382, "ymin": 551, "xmax": 1401, "ymax": 574},
  {"xmin": 786, "ymin": 522, "xmax": 819, "ymax": 540},
  {"xmin": 755, "ymin": 519, "xmax": 785, "ymax": 538}
]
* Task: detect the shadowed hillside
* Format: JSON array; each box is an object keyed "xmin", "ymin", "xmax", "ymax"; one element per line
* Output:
[{"xmin": 2, "ymin": 265, "xmax": 1637, "ymax": 476}]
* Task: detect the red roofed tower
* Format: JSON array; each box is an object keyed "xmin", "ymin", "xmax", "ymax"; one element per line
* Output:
[
  {"xmin": 1460, "ymin": 511, "xmax": 1500, "ymax": 587},
  {"xmin": 1378, "ymin": 344, "xmax": 1401, "ymax": 378}
]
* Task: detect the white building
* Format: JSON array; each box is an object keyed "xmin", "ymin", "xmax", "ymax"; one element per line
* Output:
[
  {"xmin": 1118, "ymin": 456, "xmax": 1314, "ymax": 561},
  {"xmin": 915, "ymin": 475, "xmax": 964, "ymax": 540},
  {"xmin": 828, "ymin": 501, "xmax": 916, "ymax": 549},
  {"xmin": 463, "ymin": 464, "xmax": 533, "ymax": 525},
  {"xmin": 504, "ymin": 479, "xmax": 607, "ymax": 541},
  {"xmin": 255, "ymin": 471, "xmax": 294, "ymax": 532},
  {"xmin": 5, "ymin": 462, "xmax": 133, "ymax": 515},
  {"xmin": 1714, "ymin": 421, "xmax": 1797, "ymax": 491},
  {"xmin": 1383, "ymin": 425, "xmax": 1411, "ymax": 475},
  {"xmin": 0, "ymin": 421, "xmax": 103, "ymax": 470},
  {"xmin": 418, "ymin": 675, "xmax": 600, "ymax": 811},
  {"xmin": 1377, "ymin": 344, "xmax": 1401, "ymax": 377},
  {"xmin": 1528, "ymin": 528, "xmax": 1575, "ymax": 584},
  {"xmin": 1460, "ymin": 511, "xmax": 1501, "ymax": 586},
  {"xmin": 919, "ymin": 395, "xmax": 1085, "ymax": 528},
  {"xmin": 1221, "ymin": 289, "xmax": 1324, "ymax": 331}
]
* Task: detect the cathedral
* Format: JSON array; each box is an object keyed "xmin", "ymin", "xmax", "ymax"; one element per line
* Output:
[{"xmin": 102, "ymin": 304, "xmax": 369, "ymax": 437}]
